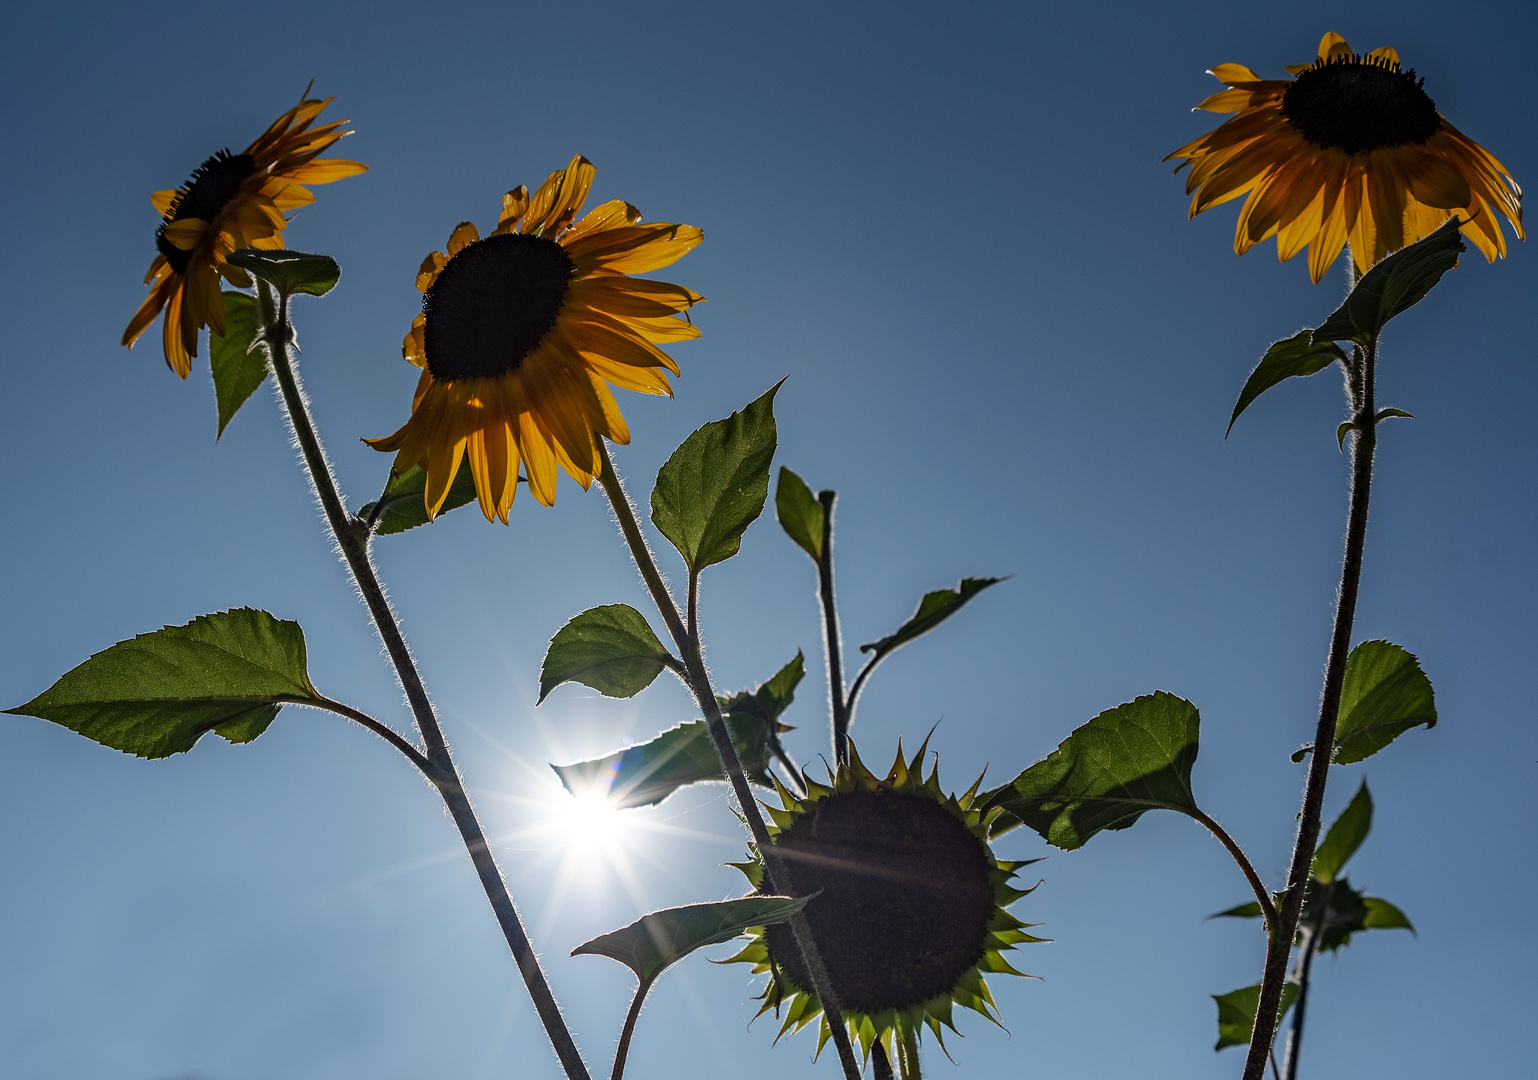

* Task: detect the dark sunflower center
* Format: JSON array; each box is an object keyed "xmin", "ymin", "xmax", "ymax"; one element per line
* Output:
[
  {"xmin": 1282, "ymin": 55, "xmax": 1440, "ymax": 154},
  {"xmin": 422, "ymin": 233, "xmax": 575, "ymax": 381},
  {"xmin": 762, "ymin": 790, "xmax": 996, "ymax": 1015},
  {"xmin": 154, "ymin": 150, "xmax": 254, "ymax": 274}
]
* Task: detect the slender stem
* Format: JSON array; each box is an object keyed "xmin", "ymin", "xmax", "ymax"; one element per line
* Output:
[
  {"xmin": 259, "ymin": 286, "xmax": 592, "ymax": 1080},
  {"xmin": 814, "ymin": 490, "xmax": 849, "ymax": 764},
  {"xmin": 872, "ymin": 1039, "xmax": 895, "ymax": 1080},
  {"xmin": 1269, "ymin": 1047, "xmax": 1282, "ymax": 1080},
  {"xmin": 610, "ymin": 978, "xmax": 653, "ymax": 1080},
  {"xmin": 1190, "ymin": 809, "xmax": 1277, "ymax": 929},
  {"xmin": 767, "ymin": 731, "xmax": 808, "ymax": 796},
  {"xmin": 280, "ymin": 694, "xmax": 434, "ymax": 776},
  {"xmin": 1281, "ymin": 890, "xmax": 1328, "ymax": 1080},
  {"xmin": 1242, "ymin": 338, "xmax": 1378, "ymax": 1080},
  {"xmin": 897, "ymin": 1025, "xmax": 922, "ymax": 1080},
  {"xmin": 594, "ymin": 441, "xmax": 863, "ymax": 1080},
  {"xmin": 844, "ymin": 654, "xmax": 879, "ymax": 725}
]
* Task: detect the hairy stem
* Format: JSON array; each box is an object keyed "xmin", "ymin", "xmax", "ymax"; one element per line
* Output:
[
  {"xmin": 1242, "ymin": 338, "xmax": 1377, "ymax": 1080},
  {"xmin": 872, "ymin": 1039, "xmax": 895, "ymax": 1080},
  {"xmin": 814, "ymin": 489, "xmax": 849, "ymax": 764},
  {"xmin": 260, "ymin": 285, "xmax": 591, "ymax": 1080},
  {"xmin": 1280, "ymin": 889, "xmax": 1328, "ymax": 1080},
  {"xmin": 1190, "ymin": 809, "xmax": 1278, "ymax": 929},
  {"xmin": 594, "ymin": 440, "xmax": 863, "ymax": 1080},
  {"xmin": 897, "ymin": 1025, "xmax": 922, "ymax": 1080},
  {"xmin": 280, "ymin": 694, "xmax": 434, "ymax": 775},
  {"xmin": 610, "ymin": 978, "xmax": 653, "ymax": 1080}
]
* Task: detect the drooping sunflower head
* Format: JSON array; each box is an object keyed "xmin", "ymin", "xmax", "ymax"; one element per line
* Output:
[
  {"xmin": 123, "ymin": 88, "xmax": 367, "ymax": 376},
  {"xmin": 1167, "ymin": 32, "xmax": 1522, "ymax": 281},
  {"xmin": 365, "ymin": 155, "xmax": 704, "ymax": 523},
  {"xmin": 725, "ymin": 739, "xmax": 1044, "ymax": 1064}
]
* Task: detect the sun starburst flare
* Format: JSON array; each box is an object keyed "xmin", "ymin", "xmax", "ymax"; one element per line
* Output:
[{"xmin": 1168, "ymin": 32, "xmax": 1522, "ymax": 281}]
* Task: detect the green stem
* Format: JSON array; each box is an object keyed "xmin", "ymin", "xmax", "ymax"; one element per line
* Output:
[
  {"xmin": 259, "ymin": 283, "xmax": 592, "ymax": 1080},
  {"xmin": 1241, "ymin": 336, "xmax": 1378, "ymax": 1080},
  {"xmin": 610, "ymin": 977, "xmax": 653, "ymax": 1080},
  {"xmin": 814, "ymin": 489, "xmax": 850, "ymax": 764},
  {"xmin": 594, "ymin": 440, "xmax": 863, "ymax": 1080}
]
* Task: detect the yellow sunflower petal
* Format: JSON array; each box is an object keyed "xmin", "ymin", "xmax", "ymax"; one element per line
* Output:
[
  {"xmin": 161, "ymin": 218, "xmax": 208, "ymax": 250},
  {"xmin": 447, "ymin": 221, "xmax": 480, "ymax": 256},
  {"xmin": 151, "ymin": 189, "xmax": 178, "ymax": 215},
  {"xmin": 284, "ymin": 158, "xmax": 368, "ymax": 184},
  {"xmin": 496, "ymin": 185, "xmax": 531, "ymax": 234},
  {"xmin": 565, "ymin": 222, "xmax": 704, "ymax": 273},
  {"xmin": 1209, "ymin": 63, "xmax": 1263, "ymax": 85},
  {"xmin": 1318, "ymin": 33, "xmax": 1352, "ymax": 61},
  {"xmin": 516, "ymin": 407, "xmax": 559, "ymax": 506}
]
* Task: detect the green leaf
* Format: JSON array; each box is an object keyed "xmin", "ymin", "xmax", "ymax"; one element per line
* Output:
[
  {"xmin": 572, "ymin": 894, "xmax": 811, "ymax": 985},
  {"xmin": 1333, "ymin": 640, "xmax": 1437, "ymax": 764},
  {"xmin": 1312, "ymin": 780, "xmax": 1372, "ymax": 884},
  {"xmin": 226, "ymin": 248, "xmax": 341, "ymax": 298},
  {"xmin": 1213, "ymin": 982, "xmax": 1300, "ymax": 1051},
  {"xmin": 774, "ymin": 467, "xmax": 825, "ymax": 561},
  {"xmin": 1376, "ymin": 408, "xmax": 1414, "ymax": 424},
  {"xmin": 1209, "ymin": 901, "xmax": 1265, "ymax": 920},
  {"xmin": 210, "ymin": 291, "xmax": 267, "ymax": 438},
  {"xmin": 6, "ymin": 609, "xmax": 319, "ymax": 758},
  {"xmin": 1362, "ymin": 896, "xmax": 1415, "ymax": 935},
  {"xmin": 1304, "ymin": 876, "xmax": 1371, "ymax": 952},
  {"xmin": 718, "ymin": 651, "xmax": 805, "ymax": 729},
  {"xmin": 1227, "ymin": 329, "xmax": 1346, "ymax": 436},
  {"xmin": 1337, "ymin": 421, "xmax": 1357, "ymax": 451},
  {"xmin": 538, "ymin": 605, "xmax": 676, "ymax": 705},
  {"xmin": 651, "ymin": 382, "xmax": 782, "ymax": 574},
  {"xmin": 859, "ymin": 577, "xmax": 1005, "ymax": 661},
  {"xmin": 551, "ymin": 715, "xmax": 771, "ymax": 809},
  {"xmin": 983, "ymin": 691, "xmax": 1202, "ymax": 850},
  {"xmin": 1314, "ymin": 218, "xmax": 1465, "ymax": 346},
  {"xmin": 357, "ymin": 464, "xmax": 480, "ymax": 536}
]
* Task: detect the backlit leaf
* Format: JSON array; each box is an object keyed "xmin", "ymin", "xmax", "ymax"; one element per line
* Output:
[
  {"xmin": 718, "ymin": 651, "xmax": 805, "ymax": 729},
  {"xmin": 1362, "ymin": 897, "xmax": 1415, "ymax": 934},
  {"xmin": 1332, "ymin": 640, "xmax": 1436, "ymax": 764},
  {"xmin": 1227, "ymin": 329, "xmax": 1345, "ymax": 436},
  {"xmin": 774, "ymin": 467, "xmax": 825, "ymax": 561},
  {"xmin": 357, "ymin": 463, "xmax": 480, "ymax": 535},
  {"xmin": 573, "ymin": 894, "xmax": 810, "ymax": 985},
  {"xmin": 551, "ymin": 715, "xmax": 772, "ymax": 809},
  {"xmin": 211, "ymin": 291, "xmax": 267, "ymax": 438},
  {"xmin": 859, "ymin": 577, "xmax": 1004, "ymax": 661},
  {"xmin": 227, "ymin": 248, "xmax": 341, "ymax": 298},
  {"xmin": 1312, "ymin": 780, "xmax": 1372, "ymax": 884},
  {"xmin": 1314, "ymin": 218, "xmax": 1465, "ymax": 345},
  {"xmin": 6, "ymin": 609, "xmax": 319, "ymax": 758},
  {"xmin": 538, "ymin": 605, "xmax": 676, "ymax": 704},
  {"xmin": 1213, "ymin": 982, "xmax": 1299, "ymax": 1051}
]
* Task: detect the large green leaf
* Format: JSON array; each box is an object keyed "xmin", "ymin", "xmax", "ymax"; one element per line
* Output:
[
  {"xmin": 551, "ymin": 715, "xmax": 771, "ymax": 809},
  {"xmin": 357, "ymin": 463, "xmax": 480, "ymax": 535},
  {"xmin": 210, "ymin": 291, "xmax": 268, "ymax": 438},
  {"xmin": 651, "ymin": 383, "xmax": 781, "ymax": 573},
  {"xmin": 984, "ymin": 692, "xmax": 1202, "ymax": 850},
  {"xmin": 774, "ymin": 466, "xmax": 825, "ymax": 561},
  {"xmin": 1313, "ymin": 219, "xmax": 1465, "ymax": 346},
  {"xmin": 538, "ymin": 605, "xmax": 676, "ymax": 705},
  {"xmin": 1312, "ymin": 780, "xmax": 1372, "ymax": 884},
  {"xmin": 1213, "ymin": 982, "xmax": 1299, "ymax": 1051},
  {"xmin": 6, "ymin": 609, "xmax": 319, "ymax": 758},
  {"xmin": 717, "ymin": 651, "xmax": 805, "ymax": 729},
  {"xmin": 858, "ymin": 577, "xmax": 1004, "ymax": 661},
  {"xmin": 1226, "ymin": 329, "xmax": 1346, "ymax": 436},
  {"xmin": 572, "ymin": 894, "xmax": 810, "ymax": 985},
  {"xmin": 226, "ymin": 248, "xmax": 341, "ymax": 298},
  {"xmin": 1332, "ymin": 640, "xmax": 1437, "ymax": 764}
]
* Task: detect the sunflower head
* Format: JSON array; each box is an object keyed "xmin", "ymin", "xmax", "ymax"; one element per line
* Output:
[
  {"xmin": 366, "ymin": 155, "xmax": 704, "ymax": 524},
  {"xmin": 724, "ymin": 739, "xmax": 1044, "ymax": 1064},
  {"xmin": 1167, "ymin": 32, "xmax": 1523, "ymax": 282},
  {"xmin": 123, "ymin": 87, "xmax": 367, "ymax": 376}
]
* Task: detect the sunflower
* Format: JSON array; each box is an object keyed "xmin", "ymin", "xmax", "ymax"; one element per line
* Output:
[
  {"xmin": 122, "ymin": 88, "xmax": 366, "ymax": 376},
  {"xmin": 1167, "ymin": 32, "xmax": 1522, "ymax": 282},
  {"xmin": 365, "ymin": 155, "xmax": 703, "ymax": 523},
  {"xmin": 724, "ymin": 740, "xmax": 1043, "ymax": 1066}
]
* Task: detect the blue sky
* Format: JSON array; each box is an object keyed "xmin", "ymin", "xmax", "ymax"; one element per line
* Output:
[{"xmin": 2, "ymin": 1, "xmax": 1534, "ymax": 1078}]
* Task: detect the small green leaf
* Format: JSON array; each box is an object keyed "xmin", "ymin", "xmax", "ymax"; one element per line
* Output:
[
  {"xmin": 357, "ymin": 464, "xmax": 480, "ymax": 535},
  {"xmin": 1375, "ymin": 408, "xmax": 1414, "ymax": 424},
  {"xmin": 774, "ymin": 467, "xmax": 825, "ymax": 561},
  {"xmin": 538, "ymin": 605, "xmax": 676, "ymax": 705},
  {"xmin": 1314, "ymin": 218, "xmax": 1465, "ymax": 346},
  {"xmin": 983, "ymin": 691, "xmax": 1202, "ymax": 850},
  {"xmin": 1312, "ymin": 780, "xmax": 1372, "ymax": 884},
  {"xmin": 572, "ymin": 894, "xmax": 811, "ymax": 985},
  {"xmin": 6, "ymin": 609, "xmax": 319, "ymax": 758},
  {"xmin": 859, "ymin": 577, "xmax": 1004, "ymax": 661},
  {"xmin": 551, "ymin": 715, "xmax": 771, "ymax": 809},
  {"xmin": 210, "ymin": 291, "xmax": 267, "ymax": 438},
  {"xmin": 1227, "ymin": 329, "xmax": 1346, "ymax": 436},
  {"xmin": 651, "ymin": 382, "xmax": 782, "ymax": 574},
  {"xmin": 718, "ymin": 651, "xmax": 805, "ymax": 729},
  {"xmin": 1213, "ymin": 982, "xmax": 1300, "ymax": 1051},
  {"xmin": 1337, "ymin": 421, "xmax": 1357, "ymax": 451},
  {"xmin": 1333, "ymin": 640, "xmax": 1437, "ymax": 764},
  {"xmin": 1209, "ymin": 901, "xmax": 1265, "ymax": 920},
  {"xmin": 226, "ymin": 248, "xmax": 341, "ymax": 298},
  {"xmin": 1362, "ymin": 896, "xmax": 1415, "ymax": 935}
]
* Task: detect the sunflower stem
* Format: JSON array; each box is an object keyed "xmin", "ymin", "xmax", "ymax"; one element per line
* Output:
[
  {"xmin": 897, "ymin": 1024, "xmax": 922, "ymax": 1080},
  {"xmin": 610, "ymin": 976, "xmax": 654, "ymax": 1080},
  {"xmin": 1280, "ymin": 885, "xmax": 1329, "ymax": 1080},
  {"xmin": 259, "ymin": 282, "xmax": 593, "ymax": 1080},
  {"xmin": 871, "ymin": 1039, "xmax": 896, "ymax": 1080},
  {"xmin": 595, "ymin": 440, "xmax": 864, "ymax": 1080},
  {"xmin": 814, "ymin": 489, "xmax": 850, "ymax": 765},
  {"xmin": 1242, "ymin": 336, "xmax": 1378, "ymax": 1080}
]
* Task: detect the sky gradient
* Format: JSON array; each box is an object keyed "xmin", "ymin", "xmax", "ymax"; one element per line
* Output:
[{"xmin": 2, "ymin": 2, "xmax": 1534, "ymax": 1078}]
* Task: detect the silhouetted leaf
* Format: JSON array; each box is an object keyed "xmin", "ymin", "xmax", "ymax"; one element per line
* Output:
[
  {"xmin": 651, "ymin": 383, "xmax": 781, "ymax": 573},
  {"xmin": 1213, "ymin": 982, "xmax": 1299, "ymax": 1051},
  {"xmin": 1209, "ymin": 901, "xmax": 1265, "ymax": 920},
  {"xmin": 1313, "ymin": 780, "xmax": 1372, "ymax": 884},
  {"xmin": 859, "ymin": 577, "xmax": 1004, "ymax": 661},
  {"xmin": 210, "ymin": 291, "xmax": 267, "ymax": 438},
  {"xmin": 6, "ymin": 609, "xmax": 318, "ymax": 758},
  {"xmin": 573, "ymin": 895, "xmax": 810, "ymax": 985},
  {"xmin": 984, "ymin": 692, "xmax": 1202, "ymax": 850},
  {"xmin": 718, "ymin": 651, "xmax": 805, "ymax": 729},
  {"xmin": 357, "ymin": 463, "xmax": 480, "ymax": 535},
  {"xmin": 1314, "ymin": 219, "xmax": 1465, "ymax": 345},
  {"xmin": 538, "ymin": 605, "xmax": 676, "ymax": 704},
  {"xmin": 1362, "ymin": 897, "xmax": 1415, "ymax": 934},
  {"xmin": 551, "ymin": 715, "xmax": 771, "ymax": 809},
  {"xmin": 774, "ymin": 467, "xmax": 825, "ymax": 561},
  {"xmin": 1227, "ymin": 329, "xmax": 1345, "ymax": 436},
  {"xmin": 1332, "ymin": 641, "xmax": 1436, "ymax": 764},
  {"xmin": 227, "ymin": 248, "xmax": 341, "ymax": 297}
]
